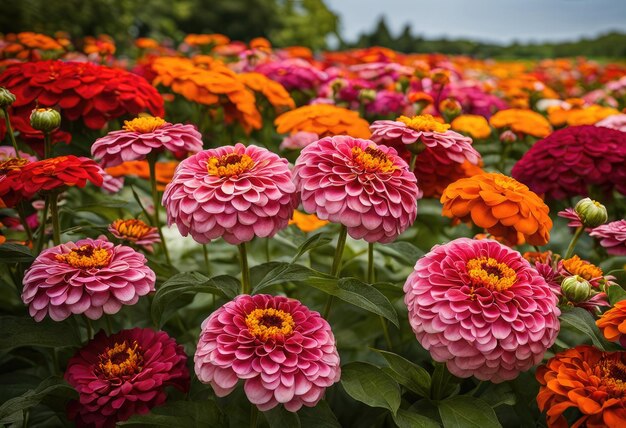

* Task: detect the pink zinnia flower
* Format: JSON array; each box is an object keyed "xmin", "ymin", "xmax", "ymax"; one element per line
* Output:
[
  {"xmin": 557, "ymin": 208, "xmax": 583, "ymax": 228},
  {"xmin": 370, "ymin": 114, "xmax": 480, "ymax": 166},
  {"xmin": 595, "ymin": 113, "xmax": 626, "ymax": 132},
  {"xmin": 162, "ymin": 143, "xmax": 296, "ymax": 245},
  {"xmin": 292, "ymin": 135, "xmax": 421, "ymax": 243},
  {"xmin": 403, "ymin": 238, "xmax": 560, "ymax": 383},
  {"xmin": 65, "ymin": 328, "xmax": 189, "ymax": 428},
  {"xmin": 279, "ymin": 131, "xmax": 319, "ymax": 151},
  {"xmin": 255, "ymin": 58, "xmax": 325, "ymax": 91},
  {"xmin": 92, "ymin": 116, "xmax": 203, "ymax": 168},
  {"xmin": 0, "ymin": 146, "xmax": 37, "ymax": 162},
  {"xmin": 590, "ymin": 220, "xmax": 626, "ymax": 255},
  {"xmin": 22, "ymin": 238, "xmax": 155, "ymax": 321},
  {"xmin": 195, "ymin": 294, "xmax": 340, "ymax": 412}
]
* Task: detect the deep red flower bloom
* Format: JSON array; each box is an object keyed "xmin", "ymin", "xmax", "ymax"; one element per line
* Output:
[
  {"xmin": 0, "ymin": 156, "xmax": 32, "ymax": 207},
  {"xmin": 511, "ymin": 126, "xmax": 626, "ymax": 200},
  {"xmin": 65, "ymin": 328, "xmax": 189, "ymax": 428}
]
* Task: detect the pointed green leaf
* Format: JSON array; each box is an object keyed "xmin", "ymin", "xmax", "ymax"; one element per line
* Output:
[
  {"xmin": 264, "ymin": 406, "xmax": 301, "ymax": 428},
  {"xmin": 438, "ymin": 396, "xmax": 501, "ymax": 428},
  {"xmin": 252, "ymin": 262, "xmax": 330, "ymax": 294},
  {"xmin": 0, "ymin": 316, "xmax": 82, "ymax": 350},
  {"xmin": 0, "ymin": 377, "xmax": 74, "ymax": 423},
  {"xmin": 431, "ymin": 363, "xmax": 460, "ymax": 401},
  {"xmin": 393, "ymin": 409, "xmax": 441, "ymax": 428},
  {"xmin": 341, "ymin": 362, "xmax": 401, "ymax": 415},
  {"xmin": 0, "ymin": 243, "xmax": 34, "ymax": 263},
  {"xmin": 608, "ymin": 284, "xmax": 626, "ymax": 305},
  {"xmin": 119, "ymin": 400, "xmax": 224, "ymax": 426},
  {"xmin": 559, "ymin": 307, "xmax": 611, "ymax": 350},
  {"xmin": 290, "ymin": 232, "xmax": 333, "ymax": 263},
  {"xmin": 299, "ymin": 400, "xmax": 341, "ymax": 428},
  {"xmin": 375, "ymin": 349, "xmax": 431, "ymax": 397}
]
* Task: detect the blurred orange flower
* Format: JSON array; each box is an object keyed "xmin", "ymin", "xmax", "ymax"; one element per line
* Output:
[
  {"xmin": 17, "ymin": 32, "xmax": 63, "ymax": 51},
  {"xmin": 548, "ymin": 104, "xmax": 620, "ymax": 127},
  {"xmin": 451, "ymin": 114, "xmax": 492, "ymax": 139},
  {"xmin": 237, "ymin": 72, "xmax": 295, "ymax": 112},
  {"xmin": 105, "ymin": 160, "xmax": 179, "ymax": 191},
  {"xmin": 184, "ymin": 33, "xmax": 230, "ymax": 47},
  {"xmin": 490, "ymin": 108, "xmax": 552, "ymax": 138},
  {"xmin": 289, "ymin": 210, "xmax": 329, "ymax": 233},
  {"xmin": 275, "ymin": 104, "xmax": 371, "ymax": 139}
]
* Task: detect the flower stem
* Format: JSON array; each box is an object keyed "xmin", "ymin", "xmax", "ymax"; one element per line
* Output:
[
  {"xmin": 44, "ymin": 131, "xmax": 52, "ymax": 159},
  {"xmin": 249, "ymin": 405, "xmax": 258, "ymax": 428},
  {"xmin": 202, "ymin": 244, "xmax": 211, "ymax": 276},
  {"xmin": 16, "ymin": 201, "xmax": 34, "ymax": 245},
  {"xmin": 84, "ymin": 316, "xmax": 93, "ymax": 340},
  {"xmin": 323, "ymin": 225, "xmax": 348, "ymax": 319},
  {"xmin": 147, "ymin": 154, "xmax": 171, "ymax": 265},
  {"xmin": 35, "ymin": 198, "xmax": 50, "ymax": 254},
  {"xmin": 239, "ymin": 243, "xmax": 251, "ymax": 295},
  {"xmin": 368, "ymin": 243, "xmax": 393, "ymax": 350},
  {"xmin": 409, "ymin": 153, "xmax": 417, "ymax": 172},
  {"xmin": 564, "ymin": 226, "xmax": 584, "ymax": 259},
  {"xmin": 48, "ymin": 192, "xmax": 61, "ymax": 246},
  {"xmin": 2, "ymin": 107, "xmax": 21, "ymax": 158}
]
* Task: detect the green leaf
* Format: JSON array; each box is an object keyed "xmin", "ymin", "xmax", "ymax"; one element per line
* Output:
[
  {"xmin": 290, "ymin": 232, "xmax": 333, "ymax": 263},
  {"xmin": 608, "ymin": 284, "xmax": 626, "ymax": 305},
  {"xmin": 378, "ymin": 241, "xmax": 424, "ymax": 265},
  {"xmin": 559, "ymin": 307, "xmax": 610, "ymax": 350},
  {"xmin": 298, "ymin": 401, "xmax": 341, "ymax": 428},
  {"xmin": 0, "ymin": 316, "xmax": 82, "ymax": 350},
  {"xmin": 375, "ymin": 349, "xmax": 431, "ymax": 397},
  {"xmin": 252, "ymin": 263, "xmax": 330, "ymax": 294},
  {"xmin": 438, "ymin": 396, "xmax": 501, "ymax": 428},
  {"xmin": 308, "ymin": 277, "xmax": 399, "ymax": 327},
  {"xmin": 479, "ymin": 383, "xmax": 516, "ymax": 409},
  {"xmin": 119, "ymin": 400, "xmax": 224, "ymax": 426},
  {"xmin": 0, "ymin": 243, "xmax": 34, "ymax": 263},
  {"xmin": 72, "ymin": 199, "xmax": 129, "ymax": 220},
  {"xmin": 264, "ymin": 406, "xmax": 301, "ymax": 428},
  {"xmin": 151, "ymin": 272, "xmax": 239, "ymax": 326},
  {"xmin": 393, "ymin": 409, "xmax": 441, "ymax": 428},
  {"xmin": 0, "ymin": 377, "xmax": 74, "ymax": 423},
  {"xmin": 341, "ymin": 362, "xmax": 401, "ymax": 415},
  {"xmin": 430, "ymin": 363, "xmax": 460, "ymax": 401}
]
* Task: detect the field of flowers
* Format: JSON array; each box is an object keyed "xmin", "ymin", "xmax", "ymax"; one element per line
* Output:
[{"xmin": 1, "ymin": 31, "xmax": 626, "ymax": 428}]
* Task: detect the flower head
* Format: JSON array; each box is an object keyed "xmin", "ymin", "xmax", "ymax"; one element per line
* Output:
[
  {"xmin": 275, "ymin": 104, "xmax": 371, "ymax": 139},
  {"xmin": 597, "ymin": 301, "xmax": 626, "ymax": 348},
  {"xmin": 511, "ymin": 126, "xmax": 626, "ymax": 200},
  {"xmin": 590, "ymin": 220, "xmax": 626, "ymax": 256},
  {"xmin": 404, "ymin": 238, "xmax": 560, "ymax": 382},
  {"xmin": 596, "ymin": 113, "xmax": 626, "ymax": 133},
  {"xmin": 0, "ymin": 156, "xmax": 32, "ymax": 207},
  {"xmin": 22, "ymin": 238, "xmax": 155, "ymax": 321},
  {"xmin": 163, "ymin": 144, "xmax": 296, "ymax": 245},
  {"xmin": 292, "ymin": 136, "xmax": 421, "ymax": 243},
  {"xmin": 108, "ymin": 219, "xmax": 160, "ymax": 252},
  {"xmin": 489, "ymin": 108, "xmax": 552, "ymax": 138},
  {"xmin": 65, "ymin": 328, "xmax": 189, "ymax": 427},
  {"xmin": 92, "ymin": 117, "xmax": 203, "ymax": 168},
  {"xmin": 289, "ymin": 210, "xmax": 329, "ymax": 233},
  {"xmin": 451, "ymin": 114, "xmax": 492, "ymax": 140},
  {"xmin": 536, "ymin": 346, "xmax": 626, "ymax": 428},
  {"xmin": 194, "ymin": 294, "xmax": 340, "ymax": 412},
  {"xmin": 440, "ymin": 173, "xmax": 552, "ymax": 246}
]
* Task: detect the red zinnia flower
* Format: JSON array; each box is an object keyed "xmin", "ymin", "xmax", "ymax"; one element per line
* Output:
[{"xmin": 65, "ymin": 328, "xmax": 189, "ymax": 427}]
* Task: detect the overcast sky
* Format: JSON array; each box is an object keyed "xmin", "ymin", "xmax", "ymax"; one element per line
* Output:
[{"xmin": 325, "ymin": 0, "xmax": 626, "ymax": 44}]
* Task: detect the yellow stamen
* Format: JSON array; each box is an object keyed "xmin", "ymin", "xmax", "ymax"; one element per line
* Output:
[
  {"xmin": 562, "ymin": 255, "xmax": 603, "ymax": 281},
  {"xmin": 0, "ymin": 158, "xmax": 28, "ymax": 174},
  {"xmin": 599, "ymin": 358, "xmax": 626, "ymax": 395},
  {"xmin": 245, "ymin": 308, "xmax": 295, "ymax": 341},
  {"xmin": 466, "ymin": 256, "xmax": 517, "ymax": 294},
  {"xmin": 98, "ymin": 340, "xmax": 143, "ymax": 378},
  {"xmin": 56, "ymin": 244, "xmax": 111, "ymax": 269},
  {"xmin": 397, "ymin": 114, "xmax": 450, "ymax": 133},
  {"xmin": 123, "ymin": 116, "xmax": 166, "ymax": 133},
  {"xmin": 207, "ymin": 153, "xmax": 254, "ymax": 177},
  {"xmin": 351, "ymin": 146, "xmax": 396, "ymax": 173}
]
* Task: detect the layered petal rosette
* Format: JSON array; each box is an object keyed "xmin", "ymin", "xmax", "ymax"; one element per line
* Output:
[
  {"xmin": 194, "ymin": 294, "xmax": 340, "ymax": 412},
  {"xmin": 292, "ymin": 135, "xmax": 421, "ymax": 243},
  {"xmin": 108, "ymin": 219, "xmax": 161, "ymax": 252},
  {"xmin": 590, "ymin": 220, "xmax": 626, "ymax": 255},
  {"xmin": 22, "ymin": 238, "xmax": 155, "ymax": 321},
  {"xmin": 65, "ymin": 328, "xmax": 189, "ymax": 427},
  {"xmin": 162, "ymin": 143, "xmax": 296, "ymax": 244},
  {"xmin": 404, "ymin": 238, "xmax": 560, "ymax": 382},
  {"xmin": 92, "ymin": 116, "xmax": 203, "ymax": 168}
]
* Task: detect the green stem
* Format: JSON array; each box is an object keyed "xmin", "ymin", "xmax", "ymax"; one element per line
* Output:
[
  {"xmin": 323, "ymin": 225, "xmax": 348, "ymax": 319},
  {"xmin": 265, "ymin": 237, "xmax": 270, "ymax": 263},
  {"xmin": 369, "ymin": 243, "xmax": 393, "ymax": 350},
  {"xmin": 380, "ymin": 316, "xmax": 393, "ymax": 351},
  {"xmin": 249, "ymin": 405, "xmax": 258, "ymax": 428},
  {"xmin": 409, "ymin": 153, "xmax": 417, "ymax": 172},
  {"xmin": 84, "ymin": 316, "xmax": 93, "ymax": 340},
  {"xmin": 202, "ymin": 244, "xmax": 211, "ymax": 276},
  {"xmin": 48, "ymin": 193, "xmax": 61, "ymax": 246},
  {"xmin": 499, "ymin": 143, "xmax": 511, "ymax": 173},
  {"xmin": 16, "ymin": 201, "xmax": 34, "ymax": 244},
  {"xmin": 147, "ymin": 154, "xmax": 172, "ymax": 265},
  {"xmin": 2, "ymin": 107, "xmax": 20, "ymax": 157},
  {"xmin": 35, "ymin": 198, "xmax": 50, "ymax": 254},
  {"xmin": 105, "ymin": 316, "xmax": 113, "ymax": 335},
  {"xmin": 564, "ymin": 226, "xmax": 584, "ymax": 259},
  {"xmin": 239, "ymin": 243, "xmax": 251, "ymax": 295},
  {"xmin": 44, "ymin": 131, "xmax": 52, "ymax": 159},
  {"xmin": 22, "ymin": 409, "xmax": 29, "ymax": 428}
]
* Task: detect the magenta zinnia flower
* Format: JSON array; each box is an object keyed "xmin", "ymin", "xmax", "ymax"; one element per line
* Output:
[
  {"xmin": 511, "ymin": 125, "xmax": 626, "ymax": 200},
  {"xmin": 590, "ymin": 220, "xmax": 626, "ymax": 255},
  {"xmin": 369, "ymin": 114, "xmax": 480, "ymax": 166},
  {"xmin": 194, "ymin": 294, "xmax": 340, "ymax": 412},
  {"xmin": 292, "ymin": 135, "xmax": 421, "ymax": 243},
  {"xmin": 403, "ymin": 237, "xmax": 560, "ymax": 383},
  {"xmin": 65, "ymin": 328, "xmax": 189, "ymax": 428},
  {"xmin": 22, "ymin": 238, "xmax": 155, "ymax": 321},
  {"xmin": 163, "ymin": 143, "xmax": 296, "ymax": 244},
  {"xmin": 91, "ymin": 116, "xmax": 203, "ymax": 168}
]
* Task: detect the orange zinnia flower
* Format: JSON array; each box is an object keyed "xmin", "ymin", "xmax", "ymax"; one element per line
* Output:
[
  {"xmin": 537, "ymin": 345, "xmax": 626, "ymax": 428},
  {"xmin": 441, "ymin": 172, "xmax": 552, "ymax": 246},
  {"xmin": 105, "ymin": 160, "xmax": 178, "ymax": 191},
  {"xmin": 237, "ymin": 72, "xmax": 295, "ymax": 112},
  {"xmin": 183, "ymin": 33, "xmax": 230, "ymax": 47},
  {"xmin": 17, "ymin": 32, "xmax": 63, "ymax": 51},
  {"xmin": 275, "ymin": 104, "xmax": 371, "ymax": 139},
  {"xmin": 451, "ymin": 114, "xmax": 492, "ymax": 139},
  {"xmin": 489, "ymin": 108, "xmax": 552, "ymax": 138},
  {"xmin": 597, "ymin": 300, "xmax": 626, "ymax": 347},
  {"xmin": 289, "ymin": 210, "xmax": 329, "ymax": 233},
  {"xmin": 548, "ymin": 104, "xmax": 620, "ymax": 127}
]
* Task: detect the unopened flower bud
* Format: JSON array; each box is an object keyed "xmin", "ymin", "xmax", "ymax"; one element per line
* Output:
[
  {"xmin": 561, "ymin": 275, "xmax": 592, "ymax": 303},
  {"xmin": 330, "ymin": 78, "xmax": 346, "ymax": 94},
  {"xmin": 439, "ymin": 98, "xmax": 462, "ymax": 120},
  {"xmin": 574, "ymin": 197, "xmax": 608, "ymax": 228},
  {"xmin": 0, "ymin": 87, "xmax": 16, "ymax": 108},
  {"xmin": 500, "ymin": 130, "xmax": 517, "ymax": 143},
  {"xmin": 30, "ymin": 108, "xmax": 61, "ymax": 132},
  {"xmin": 358, "ymin": 89, "xmax": 376, "ymax": 103},
  {"xmin": 431, "ymin": 69, "xmax": 450, "ymax": 86}
]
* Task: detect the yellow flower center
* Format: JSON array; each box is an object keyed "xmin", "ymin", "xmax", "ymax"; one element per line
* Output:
[
  {"xmin": 599, "ymin": 358, "xmax": 626, "ymax": 396},
  {"xmin": 562, "ymin": 255, "xmax": 603, "ymax": 281},
  {"xmin": 123, "ymin": 116, "xmax": 166, "ymax": 133},
  {"xmin": 207, "ymin": 153, "xmax": 254, "ymax": 177},
  {"xmin": 245, "ymin": 308, "xmax": 295, "ymax": 341},
  {"xmin": 466, "ymin": 256, "xmax": 517, "ymax": 294},
  {"xmin": 111, "ymin": 219, "xmax": 152, "ymax": 240},
  {"xmin": 56, "ymin": 244, "xmax": 111, "ymax": 269},
  {"xmin": 352, "ymin": 146, "xmax": 397, "ymax": 174},
  {"xmin": 0, "ymin": 157, "xmax": 28, "ymax": 174},
  {"xmin": 492, "ymin": 174, "xmax": 526, "ymax": 192},
  {"xmin": 98, "ymin": 340, "xmax": 144, "ymax": 379},
  {"xmin": 397, "ymin": 114, "xmax": 450, "ymax": 133}
]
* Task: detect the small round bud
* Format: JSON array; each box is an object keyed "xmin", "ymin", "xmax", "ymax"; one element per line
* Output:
[
  {"xmin": 574, "ymin": 197, "xmax": 608, "ymax": 228},
  {"xmin": 0, "ymin": 87, "xmax": 16, "ymax": 108},
  {"xmin": 358, "ymin": 89, "xmax": 376, "ymax": 103},
  {"xmin": 330, "ymin": 78, "xmax": 346, "ymax": 93},
  {"xmin": 30, "ymin": 108, "xmax": 61, "ymax": 132},
  {"xmin": 561, "ymin": 275, "xmax": 592, "ymax": 303},
  {"xmin": 439, "ymin": 97, "xmax": 462, "ymax": 120},
  {"xmin": 431, "ymin": 68, "xmax": 450, "ymax": 86},
  {"xmin": 499, "ymin": 130, "xmax": 517, "ymax": 143}
]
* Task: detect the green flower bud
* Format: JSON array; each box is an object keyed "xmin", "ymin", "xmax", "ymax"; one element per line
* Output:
[
  {"xmin": 561, "ymin": 275, "xmax": 592, "ymax": 303},
  {"xmin": 0, "ymin": 87, "xmax": 16, "ymax": 108},
  {"xmin": 574, "ymin": 197, "xmax": 608, "ymax": 228},
  {"xmin": 358, "ymin": 89, "xmax": 376, "ymax": 103},
  {"xmin": 30, "ymin": 108, "xmax": 61, "ymax": 133}
]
